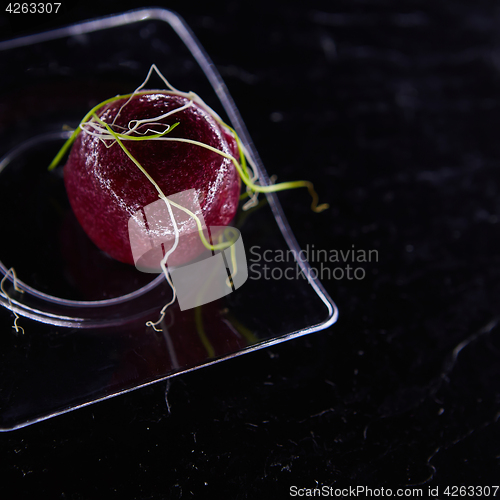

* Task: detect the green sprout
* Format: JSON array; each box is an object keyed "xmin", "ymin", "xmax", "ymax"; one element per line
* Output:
[{"xmin": 47, "ymin": 65, "xmax": 329, "ymax": 330}]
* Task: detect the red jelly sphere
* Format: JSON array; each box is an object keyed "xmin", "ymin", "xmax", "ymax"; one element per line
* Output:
[{"xmin": 64, "ymin": 93, "xmax": 241, "ymax": 267}]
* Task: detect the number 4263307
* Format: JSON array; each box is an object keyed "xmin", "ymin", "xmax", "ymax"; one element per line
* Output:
[{"xmin": 6, "ymin": 3, "xmax": 61, "ymax": 14}]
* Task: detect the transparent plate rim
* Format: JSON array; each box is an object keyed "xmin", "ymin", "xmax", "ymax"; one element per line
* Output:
[{"xmin": 0, "ymin": 8, "xmax": 338, "ymax": 431}]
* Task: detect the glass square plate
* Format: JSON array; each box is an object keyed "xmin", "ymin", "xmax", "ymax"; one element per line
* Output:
[{"xmin": 0, "ymin": 8, "xmax": 338, "ymax": 431}]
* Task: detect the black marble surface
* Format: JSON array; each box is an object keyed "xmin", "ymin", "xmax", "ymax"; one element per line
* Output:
[{"xmin": 1, "ymin": 0, "xmax": 499, "ymax": 497}]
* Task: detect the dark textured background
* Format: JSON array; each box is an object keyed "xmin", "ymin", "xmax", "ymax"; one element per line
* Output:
[{"xmin": 1, "ymin": 0, "xmax": 500, "ymax": 497}]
